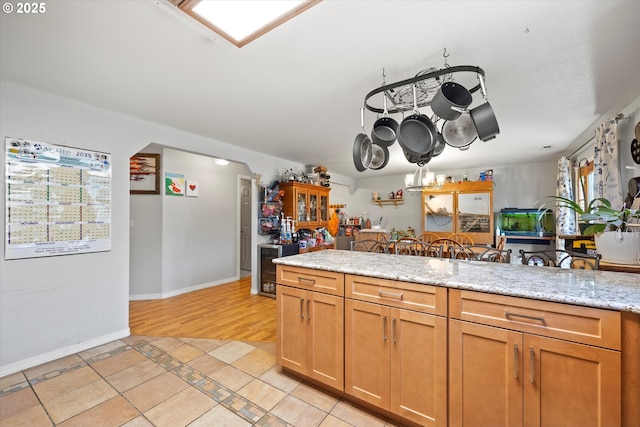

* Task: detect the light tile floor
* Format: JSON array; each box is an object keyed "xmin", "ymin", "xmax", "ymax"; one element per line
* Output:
[{"xmin": 0, "ymin": 336, "xmax": 404, "ymax": 426}]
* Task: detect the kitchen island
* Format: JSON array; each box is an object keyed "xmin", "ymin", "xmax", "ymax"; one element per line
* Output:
[{"xmin": 273, "ymin": 250, "xmax": 640, "ymax": 427}]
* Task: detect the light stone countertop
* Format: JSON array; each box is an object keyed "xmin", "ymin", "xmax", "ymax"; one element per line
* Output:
[{"xmin": 273, "ymin": 250, "xmax": 640, "ymax": 314}]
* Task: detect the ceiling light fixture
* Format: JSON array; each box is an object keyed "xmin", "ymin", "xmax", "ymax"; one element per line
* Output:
[
  {"xmin": 171, "ymin": 0, "xmax": 321, "ymax": 47},
  {"xmin": 215, "ymin": 158, "xmax": 229, "ymax": 166},
  {"xmin": 404, "ymin": 164, "xmax": 445, "ymax": 192}
]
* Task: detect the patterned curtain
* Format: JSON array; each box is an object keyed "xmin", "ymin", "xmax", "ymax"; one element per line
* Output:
[
  {"xmin": 556, "ymin": 157, "xmax": 575, "ymax": 262},
  {"xmin": 593, "ymin": 119, "xmax": 624, "ymax": 209}
]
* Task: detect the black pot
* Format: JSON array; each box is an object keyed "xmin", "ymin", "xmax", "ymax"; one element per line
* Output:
[
  {"xmin": 371, "ymin": 116, "xmax": 398, "ymax": 147},
  {"xmin": 470, "ymin": 102, "xmax": 500, "ymax": 141},
  {"xmin": 397, "ymin": 113, "xmax": 437, "ymax": 156},
  {"xmin": 403, "ymin": 148, "xmax": 433, "ymax": 165},
  {"xmin": 431, "ymin": 82, "xmax": 473, "ymax": 121},
  {"xmin": 432, "ymin": 132, "xmax": 446, "ymax": 157}
]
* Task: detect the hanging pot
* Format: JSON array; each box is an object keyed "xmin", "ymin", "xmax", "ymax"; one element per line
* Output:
[
  {"xmin": 371, "ymin": 95, "xmax": 398, "ymax": 147},
  {"xmin": 353, "ymin": 108, "xmax": 372, "ymax": 172},
  {"xmin": 353, "ymin": 133, "xmax": 372, "ymax": 172},
  {"xmin": 397, "ymin": 85, "xmax": 437, "ymax": 156},
  {"xmin": 370, "ymin": 143, "xmax": 389, "ymax": 170},
  {"xmin": 431, "ymin": 82, "xmax": 472, "ymax": 121},
  {"xmin": 403, "ymin": 147, "xmax": 433, "ymax": 165},
  {"xmin": 469, "ymin": 74, "xmax": 500, "ymax": 141},
  {"xmin": 470, "ymin": 102, "xmax": 500, "ymax": 141},
  {"xmin": 442, "ymin": 113, "xmax": 477, "ymax": 149}
]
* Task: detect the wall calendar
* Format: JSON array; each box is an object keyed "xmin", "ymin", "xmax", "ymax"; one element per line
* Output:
[{"xmin": 4, "ymin": 137, "xmax": 112, "ymax": 259}]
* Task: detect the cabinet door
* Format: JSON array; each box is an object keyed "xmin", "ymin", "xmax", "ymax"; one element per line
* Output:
[
  {"xmin": 523, "ymin": 334, "xmax": 621, "ymax": 427},
  {"xmin": 276, "ymin": 286, "xmax": 307, "ymax": 374},
  {"xmin": 390, "ymin": 308, "xmax": 448, "ymax": 427},
  {"xmin": 449, "ymin": 320, "xmax": 523, "ymax": 427},
  {"xmin": 345, "ymin": 299, "xmax": 390, "ymax": 408},
  {"xmin": 308, "ymin": 190, "xmax": 318, "ymax": 223},
  {"xmin": 295, "ymin": 187, "xmax": 308, "ymax": 224},
  {"xmin": 457, "ymin": 191, "xmax": 493, "ymax": 244},
  {"xmin": 424, "ymin": 192, "xmax": 454, "ymax": 234},
  {"xmin": 307, "ymin": 292, "xmax": 344, "ymax": 390},
  {"xmin": 319, "ymin": 192, "xmax": 329, "ymax": 222}
]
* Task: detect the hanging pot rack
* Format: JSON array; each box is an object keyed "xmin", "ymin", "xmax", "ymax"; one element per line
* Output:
[{"xmin": 364, "ymin": 65, "xmax": 485, "ymax": 115}]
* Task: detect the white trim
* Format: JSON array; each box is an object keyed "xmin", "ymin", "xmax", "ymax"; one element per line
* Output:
[
  {"xmin": 0, "ymin": 328, "xmax": 130, "ymax": 377},
  {"xmin": 129, "ymin": 277, "xmax": 238, "ymax": 301}
]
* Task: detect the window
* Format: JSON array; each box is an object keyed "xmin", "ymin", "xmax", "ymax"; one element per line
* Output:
[
  {"xmin": 170, "ymin": 0, "xmax": 321, "ymax": 47},
  {"xmin": 576, "ymin": 159, "xmax": 594, "ymax": 211}
]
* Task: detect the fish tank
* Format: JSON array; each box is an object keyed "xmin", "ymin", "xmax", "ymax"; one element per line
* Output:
[{"xmin": 499, "ymin": 208, "xmax": 555, "ymax": 237}]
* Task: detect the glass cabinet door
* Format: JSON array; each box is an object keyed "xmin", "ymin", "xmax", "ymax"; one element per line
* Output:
[
  {"xmin": 296, "ymin": 191, "xmax": 308, "ymax": 222},
  {"xmin": 457, "ymin": 192, "xmax": 491, "ymax": 234},
  {"xmin": 319, "ymin": 194, "xmax": 328, "ymax": 222},
  {"xmin": 424, "ymin": 193, "xmax": 454, "ymax": 233},
  {"xmin": 308, "ymin": 192, "xmax": 318, "ymax": 222}
]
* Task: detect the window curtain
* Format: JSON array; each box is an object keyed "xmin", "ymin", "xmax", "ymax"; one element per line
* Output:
[
  {"xmin": 556, "ymin": 156, "xmax": 575, "ymax": 263},
  {"xmin": 593, "ymin": 119, "xmax": 624, "ymax": 209}
]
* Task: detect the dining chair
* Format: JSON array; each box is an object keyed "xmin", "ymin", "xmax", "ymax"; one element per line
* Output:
[
  {"xmin": 351, "ymin": 239, "xmax": 388, "ymax": 253},
  {"xmin": 519, "ymin": 249, "xmax": 601, "ymax": 270},
  {"xmin": 447, "ymin": 233, "xmax": 475, "ymax": 245},
  {"xmin": 452, "ymin": 245, "xmax": 512, "ymax": 263},
  {"xmin": 418, "ymin": 232, "xmax": 441, "ymax": 243},
  {"xmin": 430, "ymin": 238, "xmax": 463, "ymax": 258},
  {"xmin": 395, "ymin": 240, "xmax": 444, "ymax": 257}
]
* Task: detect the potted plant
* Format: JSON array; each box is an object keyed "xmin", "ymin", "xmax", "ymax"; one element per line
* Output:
[{"xmin": 545, "ymin": 196, "xmax": 640, "ymax": 264}]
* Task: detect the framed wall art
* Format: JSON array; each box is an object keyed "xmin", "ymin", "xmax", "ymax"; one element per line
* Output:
[{"xmin": 130, "ymin": 153, "xmax": 160, "ymax": 194}]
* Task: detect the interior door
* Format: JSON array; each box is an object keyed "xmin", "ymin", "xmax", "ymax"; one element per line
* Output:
[{"xmin": 240, "ymin": 178, "xmax": 252, "ymax": 271}]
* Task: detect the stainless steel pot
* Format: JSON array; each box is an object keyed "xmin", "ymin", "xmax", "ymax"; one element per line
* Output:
[
  {"xmin": 370, "ymin": 143, "xmax": 389, "ymax": 170},
  {"xmin": 442, "ymin": 113, "xmax": 477, "ymax": 149}
]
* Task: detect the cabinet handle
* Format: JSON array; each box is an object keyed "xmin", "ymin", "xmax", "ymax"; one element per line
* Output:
[
  {"xmin": 299, "ymin": 298, "xmax": 304, "ymax": 319},
  {"xmin": 513, "ymin": 344, "xmax": 519, "ymax": 379},
  {"xmin": 378, "ymin": 290, "xmax": 404, "ymax": 300},
  {"xmin": 529, "ymin": 347, "xmax": 535, "ymax": 383},
  {"xmin": 504, "ymin": 311, "xmax": 545, "ymax": 323},
  {"xmin": 307, "ymin": 299, "xmax": 311, "ymax": 321},
  {"xmin": 392, "ymin": 318, "xmax": 397, "ymax": 344},
  {"xmin": 298, "ymin": 276, "xmax": 316, "ymax": 284},
  {"xmin": 382, "ymin": 316, "xmax": 387, "ymax": 342}
]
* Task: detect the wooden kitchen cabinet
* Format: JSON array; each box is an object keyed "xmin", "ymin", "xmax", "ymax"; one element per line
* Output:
[
  {"xmin": 344, "ymin": 275, "xmax": 448, "ymax": 427},
  {"xmin": 422, "ymin": 181, "xmax": 494, "ymax": 245},
  {"xmin": 449, "ymin": 289, "xmax": 621, "ymax": 427},
  {"xmin": 279, "ymin": 182, "xmax": 330, "ymax": 229},
  {"xmin": 276, "ymin": 265, "xmax": 344, "ymax": 390}
]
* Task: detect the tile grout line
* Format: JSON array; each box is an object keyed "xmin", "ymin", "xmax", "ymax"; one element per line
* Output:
[{"xmin": 132, "ymin": 338, "xmax": 294, "ymax": 426}]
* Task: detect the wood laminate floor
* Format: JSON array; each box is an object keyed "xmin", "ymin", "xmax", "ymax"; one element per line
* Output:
[{"xmin": 129, "ymin": 276, "xmax": 277, "ymax": 342}]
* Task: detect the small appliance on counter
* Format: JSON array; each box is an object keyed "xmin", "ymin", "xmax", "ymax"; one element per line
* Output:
[{"xmin": 258, "ymin": 243, "xmax": 299, "ymax": 298}]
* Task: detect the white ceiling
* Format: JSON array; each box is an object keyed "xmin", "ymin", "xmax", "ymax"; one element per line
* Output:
[{"xmin": 2, "ymin": 0, "xmax": 640, "ymax": 178}]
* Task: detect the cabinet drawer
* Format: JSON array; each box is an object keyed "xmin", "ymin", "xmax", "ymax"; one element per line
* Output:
[
  {"xmin": 276, "ymin": 265, "xmax": 344, "ymax": 296},
  {"xmin": 449, "ymin": 289, "xmax": 621, "ymax": 350},
  {"xmin": 346, "ymin": 274, "xmax": 447, "ymax": 316}
]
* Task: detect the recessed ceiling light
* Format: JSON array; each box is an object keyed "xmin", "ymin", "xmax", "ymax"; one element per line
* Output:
[{"xmin": 173, "ymin": 0, "xmax": 321, "ymax": 47}]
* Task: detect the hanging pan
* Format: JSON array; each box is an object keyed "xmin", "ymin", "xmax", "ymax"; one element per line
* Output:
[
  {"xmin": 397, "ymin": 84, "xmax": 437, "ymax": 156},
  {"xmin": 371, "ymin": 95, "xmax": 398, "ymax": 147},
  {"xmin": 469, "ymin": 74, "xmax": 500, "ymax": 141},
  {"xmin": 353, "ymin": 108, "xmax": 372, "ymax": 172}
]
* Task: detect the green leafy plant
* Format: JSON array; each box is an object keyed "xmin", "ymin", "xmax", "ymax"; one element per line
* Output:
[{"xmin": 543, "ymin": 196, "xmax": 640, "ymax": 235}]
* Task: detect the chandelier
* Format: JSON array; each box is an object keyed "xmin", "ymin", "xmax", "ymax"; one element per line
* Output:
[
  {"xmin": 404, "ymin": 164, "xmax": 446, "ymax": 192},
  {"xmin": 352, "ymin": 53, "xmax": 499, "ymax": 174}
]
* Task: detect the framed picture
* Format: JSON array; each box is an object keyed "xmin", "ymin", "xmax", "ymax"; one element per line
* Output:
[{"xmin": 130, "ymin": 153, "xmax": 160, "ymax": 194}]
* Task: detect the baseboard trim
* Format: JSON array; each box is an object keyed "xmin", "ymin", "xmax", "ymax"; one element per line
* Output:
[
  {"xmin": 129, "ymin": 276, "xmax": 240, "ymax": 301},
  {"xmin": 0, "ymin": 328, "xmax": 131, "ymax": 377}
]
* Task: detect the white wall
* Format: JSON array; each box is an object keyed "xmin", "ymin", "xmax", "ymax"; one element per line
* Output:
[{"xmin": 0, "ymin": 81, "xmax": 311, "ymax": 375}]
